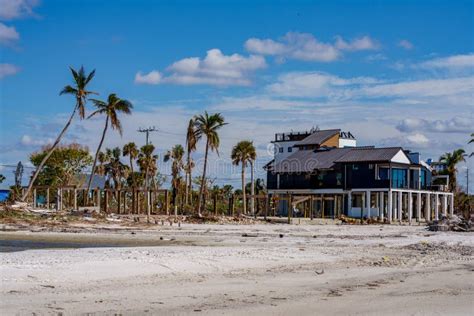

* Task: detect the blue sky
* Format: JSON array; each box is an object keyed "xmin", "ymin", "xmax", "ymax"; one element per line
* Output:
[{"xmin": 0, "ymin": 0, "xmax": 473, "ymax": 188}]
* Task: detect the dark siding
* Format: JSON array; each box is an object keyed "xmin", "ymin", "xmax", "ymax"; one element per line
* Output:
[{"xmin": 344, "ymin": 163, "xmax": 390, "ymax": 189}]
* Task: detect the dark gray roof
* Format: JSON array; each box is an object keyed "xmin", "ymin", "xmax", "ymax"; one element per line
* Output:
[
  {"xmin": 273, "ymin": 147, "xmax": 353, "ymax": 173},
  {"xmin": 76, "ymin": 174, "xmax": 106, "ymax": 189},
  {"xmin": 272, "ymin": 146, "xmax": 406, "ymax": 173},
  {"xmin": 334, "ymin": 147, "xmax": 403, "ymax": 163},
  {"xmin": 294, "ymin": 129, "xmax": 340, "ymax": 147}
]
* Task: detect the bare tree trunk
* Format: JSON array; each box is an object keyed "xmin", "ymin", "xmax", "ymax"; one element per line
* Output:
[
  {"xmin": 185, "ymin": 150, "xmax": 190, "ymax": 205},
  {"xmin": 250, "ymin": 160, "xmax": 255, "ymax": 216},
  {"xmin": 22, "ymin": 106, "xmax": 78, "ymax": 201},
  {"xmin": 145, "ymin": 166, "xmax": 150, "ymax": 222},
  {"xmin": 86, "ymin": 117, "xmax": 109, "ymax": 198},
  {"xmin": 242, "ymin": 164, "xmax": 246, "ymax": 215},
  {"xmin": 197, "ymin": 140, "xmax": 209, "ymax": 217}
]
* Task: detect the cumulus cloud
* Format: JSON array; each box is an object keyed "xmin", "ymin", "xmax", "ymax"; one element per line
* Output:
[
  {"xmin": 396, "ymin": 117, "xmax": 474, "ymax": 134},
  {"xmin": 0, "ymin": 0, "xmax": 40, "ymax": 20},
  {"xmin": 245, "ymin": 32, "xmax": 379, "ymax": 62},
  {"xmin": 0, "ymin": 22, "xmax": 19, "ymax": 45},
  {"xmin": 0, "ymin": 63, "xmax": 20, "ymax": 79},
  {"xmin": 135, "ymin": 49, "xmax": 266, "ymax": 86},
  {"xmin": 398, "ymin": 39, "xmax": 414, "ymax": 50},
  {"xmin": 417, "ymin": 53, "xmax": 474, "ymax": 70},
  {"xmin": 20, "ymin": 134, "xmax": 53, "ymax": 147},
  {"xmin": 135, "ymin": 70, "xmax": 162, "ymax": 84}
]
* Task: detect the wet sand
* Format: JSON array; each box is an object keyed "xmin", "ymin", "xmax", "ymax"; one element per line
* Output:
[{"xmin": 1, "ymin": 224, "xmax": 473, "ymax": 315}]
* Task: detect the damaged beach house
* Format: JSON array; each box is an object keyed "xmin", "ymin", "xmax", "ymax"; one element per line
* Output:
[{"xmin": 264, "ymin": 128, "xmax": 454, "ymax": 223}]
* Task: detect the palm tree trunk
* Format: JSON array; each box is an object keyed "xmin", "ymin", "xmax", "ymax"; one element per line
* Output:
[
  {"xmin": 129, "ymin": 157, "xmax": 134, "ymax": 187},
  {"xmin": 21, "ymin": 105, "xmax": 79, "ymax": 202},
  {"xmin": 86, "ymin": 116, "xmax": 109, "ymax": 199},
  {"xmin": 197, "ymin": 139, "xmax": 209, "ymax": 216},
  {"xmin": 241, "ymin": 164, "xmax": 246, "ymax": 215},
  {"xmin": 185, "ymin": 150, "xmax": 190, "ymax": 205},
  {"xmin": 189, "ymin": 161, "xmax": 193, "ymax": 206},
  {"xmin": 250, "ymin": 160, "xmax": 255, "ymax": 216}
]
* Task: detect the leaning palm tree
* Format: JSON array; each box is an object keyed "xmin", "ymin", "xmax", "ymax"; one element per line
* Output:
[
  {"xmin": 231, "ymin": 140, "xmax": 256, "ymax": 215},
  {"xmin": 185, "ymin": 118, "xmax": 201, "ymax": 205},
  {"xmin": 194, "ymin": 112, "xmax": 227, "ymax": 216},
  {"xmin": 22, "ymin": 66, "xmax": 95, "ymax": 201},
  {"xmin": 440, "ymin": 149, "xmax": 466, "ymax": 191},
  {"xmin": 469, "ymin": 133, "xmax": 473, "ymax": 157},
  {"xmin": 164, "ymin": 144, "xmax": 185, "ymax": 206},
  {"xmin": 123, "ymin": 142, "xmax": 139, "ymax": 187},
  {"xmin": 85, "ymin": 94, "xmax": 133, "ymax": 195}
]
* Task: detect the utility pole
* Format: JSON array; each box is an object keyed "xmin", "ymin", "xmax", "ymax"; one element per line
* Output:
[{"xmin": 138, "ymin": 126, "xmax": 157, "ymax": 145}]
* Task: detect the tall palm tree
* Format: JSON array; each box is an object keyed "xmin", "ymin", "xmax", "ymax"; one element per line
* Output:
[
  {"xmin": 185, "ymin": 118, "xmax": 201, "ymax": 205},
  {"xmin": 22, "ymin": 66, "xmax": 96, "ymax": 201},
  {"xmin": 231, "ymin": 140, "xmax": 256, "ymax": 215},
  {"xmin": 104, "ymin": 147, "xmax": 129, "ymax": 191},
  {"xmin": 194, "ymin": 112, "xmax": 227, "ymax": 216},
  {"xmin": 86, "ymin": 94, "xmax": 133, "ymax": 195},
  {"xmin": 123, "ymin": 142, "xmax": 139, "ymax": 187},
  {"xmin": 164, "ymin": 144, "xmax": 185, "ymax": 206},
  {"xmin": 138, "ymin": 144, "xmax": 158, "ymax": 222},
  {"xmin": 440, "ymin": 149, "xmax": 466, "ymax": 191}
]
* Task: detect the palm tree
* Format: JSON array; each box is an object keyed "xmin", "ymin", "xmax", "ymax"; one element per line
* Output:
[
  {"xmin": 194, "ymin": 112, "xmax": 227, "ymax": 216},
  {"xmin": 138, "ymin": 144, "xmax": 158, "ymax": 222},
  {"xmin": 85, "ymin": 94, "xmax": 133, "ymax": 195},
  {"xmin": 104, "ymin": 147, "xmax": 129, "ymax": 191},
  {"xmin": 185, "ymin": 118, "xmax": 201, "ymax": 205},
  {"xmin": 22, "ymin": 66, "xmax": 95, "ymax": 201},
  {"xmin": 123, "ymin": 142, "xmax": 139, "ymax": 187},
  {"xmin": 231, "ymin": 140, "xmax": 256, "ymax": 215},
  {"xmin": 440, "ymin": 149, "xmax": 466, "ymax": 191},
  {"xmin": 164, "ymin": 144, "xmax": 185, "ymax": 206}
]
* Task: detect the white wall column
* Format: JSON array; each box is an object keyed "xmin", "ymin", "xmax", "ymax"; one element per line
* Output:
[
  {"xmin": 434, "ymin": 193, "xmax": 439, "ymax": 221},
  {"xmin": 366, "ymin": 190, "xmax": 371, "ymax": 218},
  {"xmin": 387, "ymin": 190, "xmax": 392, "ymax": 223},
  {"xmin": 380, "ymin": 192, "xmax": 384, "ymax": 221},
  {"xmin": 398, "ymin": 191, "xmax": 403, "ymax": 223},
  {"xmin": 393, "ymin": 192, "xmax": 398, "ymax": 221},
  {"xmin": 450, "ymin": 194, "xmax": 454, "ymax": 217},
  {"xmin": 416, "ymin": 192, "xmax": 422, "ymax": 222},
  {"xmin": 408, "ymin": 192, "xmax": 413, "ymax": 224},
  {"xmin": 442, "ymin": 194, "xmax": 448, "ymax": 217},
  {"xmin": 425, "ymin": 193, "xmax": 431, "ymax": 221}
]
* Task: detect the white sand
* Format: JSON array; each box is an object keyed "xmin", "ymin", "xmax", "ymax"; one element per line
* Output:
[{"xmin": 1, "ymin": 224, "xmax": 473, "ymax": 315}]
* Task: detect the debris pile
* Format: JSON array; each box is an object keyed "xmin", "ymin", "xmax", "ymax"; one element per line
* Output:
[{"xmin": 428, "ymin": 215, "xmax": 472, "ymax": 232}]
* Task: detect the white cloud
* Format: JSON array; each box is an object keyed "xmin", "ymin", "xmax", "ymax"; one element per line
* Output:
[
  {"xmin": 396, "ymin": 117, "xmax": 474, "ymax": 134},
  {"xmin": 0, "ymin": 63, "xmax": 20, "ymax": 79},
  {"xmin": 418, "ymin": 53, "xmax": 474, "ymax": 70},
  {"xmin": 266, "ymin": 72, "xmax": 381, "ymax": 98},
  {"xmin": 135, "ymin": 70, "xmax": 162, "ymax": 84},
  {"xmin": 335, "ymin": 35, "xmax": 380, "ymax": 51},
  {"xmin": 20, "ymin": 134, "xmax": 53, "ymax": 147},
  {"xmin": 135, "ymin": 49, "xmax": 266, "ymax": 86},
  {"xmin": 358, "ymin": 76, "xmax": 474, "ymax": 98},
  {"xmin": 0, "ymin": 22, "xmax": 19, "ymax": 45},
  {"xmin": 398, "ymin": 40, "xmax": 414, "ymax": 50},
  {"xmin": 245, "ymin": 32, "xmax": 379, "ymax": 62},
  {"xmin": 0, "ymin": 0, "xmax": 39, "ymax": 20}
]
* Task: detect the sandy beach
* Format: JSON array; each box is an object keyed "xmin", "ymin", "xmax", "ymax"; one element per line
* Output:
[{"xmin": 1, "ymin": 223, "xmax": 473, "ymax": 315}]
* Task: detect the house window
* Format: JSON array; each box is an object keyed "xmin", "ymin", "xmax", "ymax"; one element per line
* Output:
[
  {"xmin": 279, "ymin": 147, "xmax": 284, "ymax": 153},
  {"xmin": 378, "ymin": 167, "xmax": 389, "ymax": 180},
  {"xmin": 391, "ymin": 168, "xmax": 408, "ymax": 188},
  {"xmin": 352, "ymin": 164, "xmax": 359, "ymax": 170},
  {"xmin": 288, "ymin": 147, "xmax": 292, "ymax": 153},
  {"xmin": 369, "ymin": 164, "xmax": 374, "ymax": 169}
]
